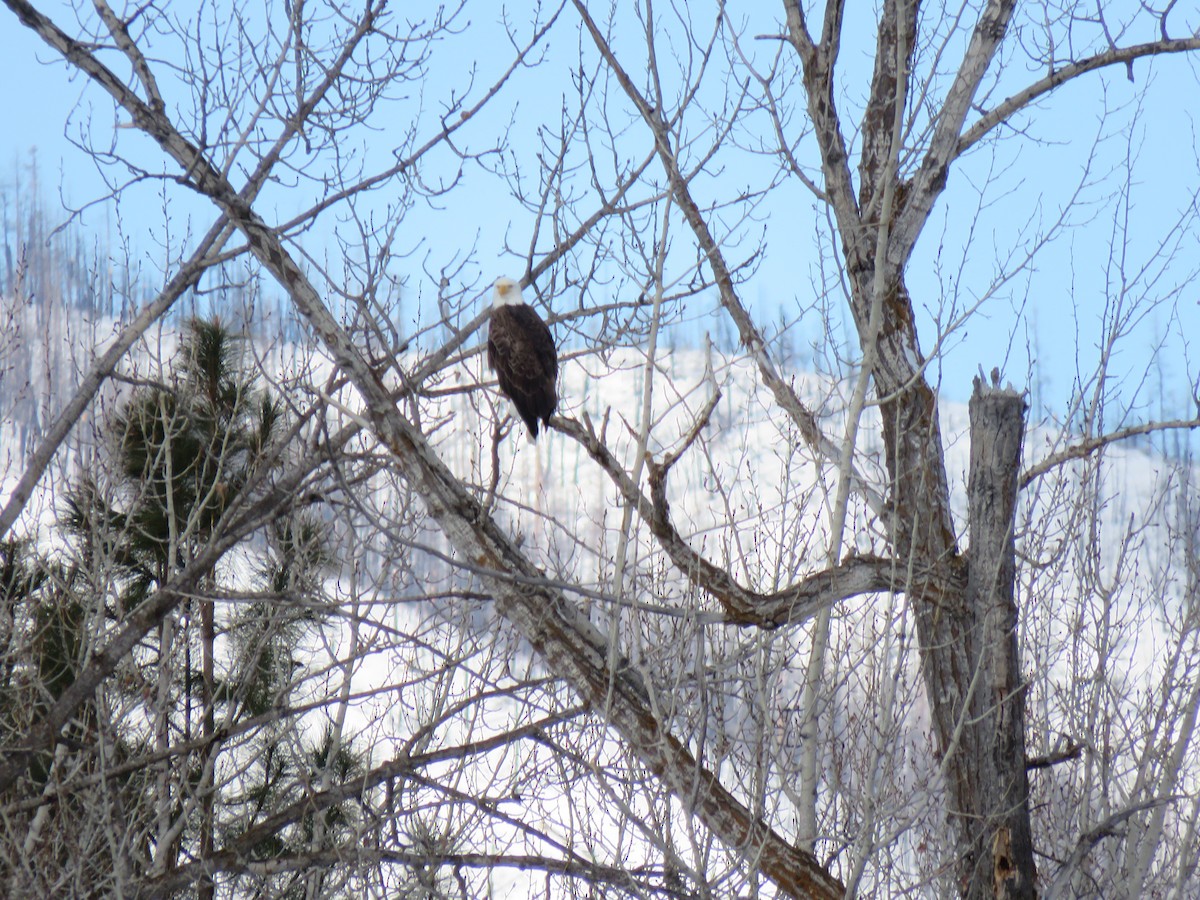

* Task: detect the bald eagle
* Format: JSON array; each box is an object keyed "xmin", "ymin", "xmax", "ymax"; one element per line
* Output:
[{"xmin": 487, "ymin": 277, "xmax": 558, "ymax": 440}]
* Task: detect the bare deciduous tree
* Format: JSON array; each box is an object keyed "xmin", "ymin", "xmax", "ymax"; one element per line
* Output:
[{"xmin": 2, "ymin": 0, "xmax": 1199, "ymax": 896}]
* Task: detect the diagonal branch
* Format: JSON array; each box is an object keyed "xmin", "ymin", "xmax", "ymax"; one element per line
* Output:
[
  {"xmin": 782, "ymin": 0, "xmax": 860, "ymax": 228},
  {"xmin": 91, "ymin": 0, "xmax": 164, "ymax": 112},
  {"xmin": 0, "ymin": 473, "xmax": 305, "ymax": 793},
  {"xmin": 891, "ymin": 0, "xmax": 1016, "ymax": 264},
  {"xmin": 558, "ymin": 416, "xmax": 900, "ymax": 627},
  {"xmin": 577, "ymin": 0, "xmax": 886, "ymax": 523},
  {"xmin": 0, "ymin": 0, "xmax": 380, "ymax": 540},
  {"xmin": 1021, "ymin": 416, "xmax": 1200, "ymax": 488},
  {"xmin": 1042, "ymin": 797, "xmax": 1181, "ymax": 900},
  {"xmin": 0, "ymin": 217, "xmax": 233, "ymax": 539},
  {"xmin": 958, "ymin": 37, "xmax": 1200, "ymax": 161},
  {"xmin": 238, "ymin": 196, "xmax": 847, "ymax": 899},
  {"xmin": 7, "ymin": 3, "xmax": 844, "ymax": 894}
]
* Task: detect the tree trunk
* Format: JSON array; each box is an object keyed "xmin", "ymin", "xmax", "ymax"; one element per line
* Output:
[
  {"xmin": 940, "ymin": 375, "xmax": 1034, "ymax": 897},
  {"xmin": 199, "ymin": 597, "xmax": 215, "ymax": 900}
]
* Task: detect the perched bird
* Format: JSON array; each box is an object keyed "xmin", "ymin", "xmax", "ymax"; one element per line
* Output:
[{"xmin": 487, "ymin": 276, "xmax": 558, "ymax": 440}]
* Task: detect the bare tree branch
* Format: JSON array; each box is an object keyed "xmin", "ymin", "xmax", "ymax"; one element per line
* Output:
[
  {"xmin": 1021, "ymin": 417, "xmax": 1200, "ymax": 488},
  {"xmin": 1042, "ymin": 797, "xmax": 1182, "ymax": 900},
  {"xmin": 959, "ymin": 37, "xmax": 1200, "ymax": 161}
]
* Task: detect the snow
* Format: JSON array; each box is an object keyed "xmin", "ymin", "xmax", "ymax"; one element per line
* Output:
[{"xmin": 2, "ymin": 306, "xmax": 1197, "ymax": 894}]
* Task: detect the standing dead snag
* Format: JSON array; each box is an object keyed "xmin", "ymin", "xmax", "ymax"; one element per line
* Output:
[{"xmin": 954, "ymin": 374, "xmax": 1032, "ymax": 898}]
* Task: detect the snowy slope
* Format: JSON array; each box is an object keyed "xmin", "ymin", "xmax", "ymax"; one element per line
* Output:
[{"xmin": 2, "ymin": 301, "xmax": 1197, "ymax": 894}]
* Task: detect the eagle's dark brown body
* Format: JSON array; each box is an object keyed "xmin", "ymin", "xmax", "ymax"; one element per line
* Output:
[{"xmin": 487, "ymin": 280, "xmax": 558, "ymax": 440}]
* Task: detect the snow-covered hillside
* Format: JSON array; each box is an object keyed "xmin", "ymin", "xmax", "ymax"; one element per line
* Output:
[{"xmin": 3, "ymin": 296, "xmax": 1198, "ymax": 896}]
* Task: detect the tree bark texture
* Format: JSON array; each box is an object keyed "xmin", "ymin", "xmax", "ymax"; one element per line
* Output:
[
  {"xmin": 953, "ymin": 377, "xmax": 1033, "ymax": 898},
  {"xmin": 784, "ymin": 2, "xmax": 1039, "ymax": 893}
]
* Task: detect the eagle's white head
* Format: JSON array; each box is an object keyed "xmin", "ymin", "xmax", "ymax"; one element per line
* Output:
[{"xmin": 492, "ymin": 276, "xmax": 525, "ymax": 309}]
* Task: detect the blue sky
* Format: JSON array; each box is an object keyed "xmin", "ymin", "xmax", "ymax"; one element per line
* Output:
[{"xmin": 2, "ymin": 1, "xmax": 1198, "ymax": 422}]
